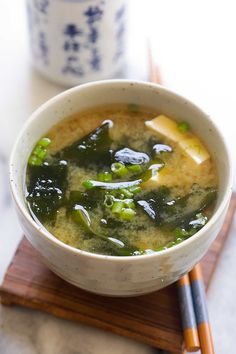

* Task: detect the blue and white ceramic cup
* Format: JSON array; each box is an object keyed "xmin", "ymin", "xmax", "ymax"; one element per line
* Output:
[{"xmin": 26, "ymin": 0, "xmax": 127, "ymax": 86}]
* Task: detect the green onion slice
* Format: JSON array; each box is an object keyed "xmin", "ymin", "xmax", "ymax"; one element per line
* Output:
[
  {"xmin": 127, "ymin": 164, "xmax": 142, "ymax": 173},
  {"xmin": 111, "ymin": 162, "xmax": 129, "ymax": 177},
  {"xmin": 120, "ymin": 208, "xmax": 136, "ymax": 221},
  {"xmin": 177, "ymin": 121, "xmax": 189, "ymax": 133},
  {"xmin": 82, "ymin": 179, "xmax": 142, "ymax": 190},
  {"xmin": 98, "ymin": 171, "xmax": 112, "ymax": 182},
  {"xmin": 112, "ymin": 201, "xmax": 124, "ymax": 214}
]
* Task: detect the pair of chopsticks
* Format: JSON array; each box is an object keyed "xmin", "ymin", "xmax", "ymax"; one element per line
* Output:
[
  {"xmin": 148, "ymin": 48, "xmax": 214, "ymax": 354},
  {"xmin": 178, "ymin": 265, "xmax": 214, "ymax": 353}
]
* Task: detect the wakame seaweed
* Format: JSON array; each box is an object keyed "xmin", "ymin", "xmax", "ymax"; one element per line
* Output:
[
  {"xmin": 152, "ymin": 143, "xmax": 173, "ymax": 156},
  {"xmin": 135, "ymin": 186, "xmax": 171, "ymax": 224},
  {"xmin": 26, "ymin": 161, "xmax": 68, "ymax": 223},
  {"xmin": 160, "ymin": 188, "xmax": 217, "ymax": 229},
  {"xmin": 67, "ymin": 190, "xmax": 103, "ymax": 211},
  {"xmin": 136, "ymin": 186, "xmax": 217, "ymax": 229},
  {"xmin": 57, "ymin": 121, "xmax": 112, "ymax": 167},
  {"xmin": 67, "ymin": 190, "xmax": 138, "ymax": 256},
  {"xmin": 113, "ymin": 147, "xmax": 150, "ymax": 165}
]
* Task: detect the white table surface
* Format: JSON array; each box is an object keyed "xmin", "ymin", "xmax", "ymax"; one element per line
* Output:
[{"xmin": 0, "ymin": 1, "xmax": 236, "ymax": 353}]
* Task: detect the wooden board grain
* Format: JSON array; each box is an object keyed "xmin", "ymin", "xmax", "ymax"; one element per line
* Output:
[{"xmin": 0, "ymin": 194, "xmax": 235, "ymax": 353}]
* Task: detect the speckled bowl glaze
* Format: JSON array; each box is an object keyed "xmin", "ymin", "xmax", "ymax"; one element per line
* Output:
[{"xmin": 9, "ymin": 80, "xmax": 232, "ymax": 296}]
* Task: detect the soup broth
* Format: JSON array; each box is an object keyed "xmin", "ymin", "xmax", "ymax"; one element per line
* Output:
[{"xmin": 25, "ymin": 105, "xmax": 218, "ymax": 256}]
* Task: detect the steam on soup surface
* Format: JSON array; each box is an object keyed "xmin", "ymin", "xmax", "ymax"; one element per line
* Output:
[{"xmin": 25, "ymin": 104, "xmax": 218, "ymax": 256}]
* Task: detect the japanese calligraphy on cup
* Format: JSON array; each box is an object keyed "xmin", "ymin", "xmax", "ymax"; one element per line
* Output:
[{"xmin": 26, "ymin": 0, "xmax": 127, "ymax": 86}]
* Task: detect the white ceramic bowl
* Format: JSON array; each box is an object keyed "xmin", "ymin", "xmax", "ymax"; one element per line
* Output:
[{"xmin": 9, "ymin": 80, "xmax": 232, "ymax": 296}]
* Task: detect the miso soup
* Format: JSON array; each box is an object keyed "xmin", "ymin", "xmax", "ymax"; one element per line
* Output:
[{"xmin": 25, "ymin": 105, "xmax": 218, "ymax": 256}]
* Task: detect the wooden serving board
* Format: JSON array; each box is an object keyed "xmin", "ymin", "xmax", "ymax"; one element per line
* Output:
[{"xmin": 0, "ymin": 194, "xmax": 235, "ymax": 354}]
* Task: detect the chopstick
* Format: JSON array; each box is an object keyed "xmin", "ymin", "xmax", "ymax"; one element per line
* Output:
[
  {"xmin": 148, "ymin": 45, "xmax": 163, "ymax": 86},
  {"xmin": 148, "ymin": 45, "xmax": 214, "ymax": 353},
  {"xmin": 178, "ymin": 274, "xmax": 200, "ymax": 352},
  {"xmin": 189, "ymin": 264, "xmax": 215, "ymax": 354}
]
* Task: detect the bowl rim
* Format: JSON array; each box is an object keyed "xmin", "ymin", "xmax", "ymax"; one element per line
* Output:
[{"xmin": 9, "ymin": 79, "xmax": 233, "ymax": 262}]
